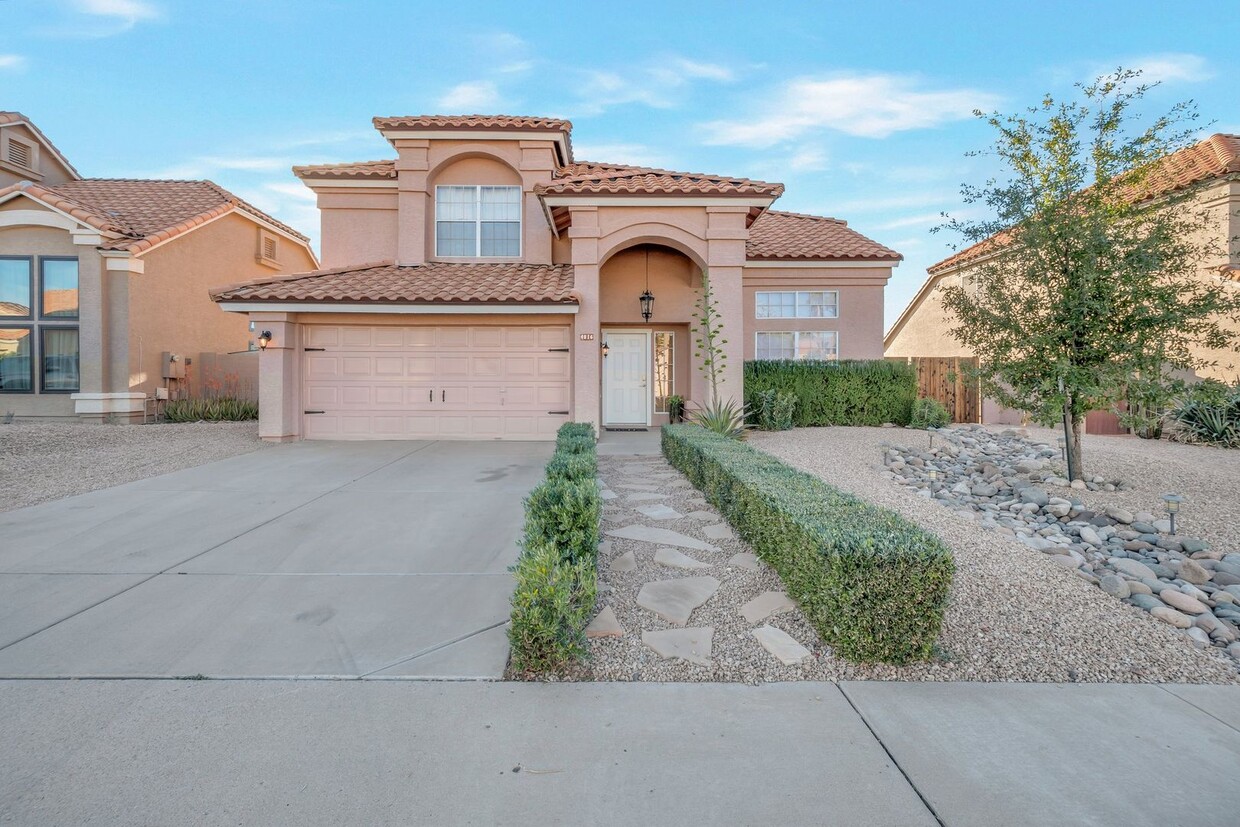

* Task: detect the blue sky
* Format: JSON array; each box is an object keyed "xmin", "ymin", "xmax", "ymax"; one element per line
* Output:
[{"xmin": 3, "ymin": 0, "xmax": 1236, "ymax": 329}]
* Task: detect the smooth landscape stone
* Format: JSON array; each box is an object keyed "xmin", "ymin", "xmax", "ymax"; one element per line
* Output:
[
  {"xmin": 1099, "ymin": 575, "xmax": 1130, "ymax": 599},
  {"xmin": 618, "ymin": 482, "xmax": 661, "ymax": 491},
  {"xmin": 625, "ymin": 492, "xmax": 667, "ymax": 502},
  {"xmin": 1130, "ymin": 522, "xmax": 1158, "ymax": 535},
  {"xmin": 599, "ymin": 489, "xmax": 618, "ymax": 501},
  {"xmin": 598, "ymin": 540, "xmax": 613, "ymax": 556},
  {"xmin": 606, "ymin": 524, "xmax": 719, "ymax": 552},
  {"xmin": 1106, "ymin": 507, "xmax": 1134, "ymax": 524},
  {"xmin": 585, "ymin": 605, "xmax": 625, "ymax": 638},
  {"xmin": 684, "ymin": 511, "xmax": 718, "ymax": 520},
  {"xmin": 1110, "ymin": 558, "xmax": 1158, "ymax": 580},
  {"xmin": 636, "ymin": 577, "xmax": 721, "ymax": 625},
  {"xmin": 1151, "ymin": 606, "xmax": 1193, "ymax": 628},
  {"xmin": 1127, "ymin": 581, "xmax": 1153, "ymax": 596},
  {"xmin": 1020, "ymin": 488, "xmax": 1049, "ymax": 507},
  {"xmin": 727, "ymin": 553, "xmax": 762, "ymax": 571},
  {"xmin": 751, "ymin": 625, "xmax": 811, "ymax": 665},
  {"xmin": 1180, "ymin": 538, "xmax": 1208, "ymax": 553},
  {"xmin": 1079, "ymin": 526, "xmax": 1103, "ymax": 547},
  {"xmin": 740, "ymin": 591, "xmax": 796, "ymax": 624},
  {"xmin": 653, "ymin": 547, "xmax": 710, "ymax": 570},
  {"xmin": 641, "ymin": 627, "xmax": 713, "ymax": 667},
  {"xmin": 635, "ymin": 504, "xmax": 683, "ymax": 521},
  {"xmin": 1178, "ymin": 559, "xmax": 1212, "ymax": 585},
  {"xmin": 1159, "ymin": 590, "xmax": 1208, "ymax": 615},
  {"xmin": 609, "ymin": 550, "xmax": 637, "ymax": 573},
  {"xmin": 702, "ymin": 523, "xmax": 735, "ymax": 541},
  {"xmin": 1129, "ymin": 594, "xmax": 1162, "ymax": 611}
]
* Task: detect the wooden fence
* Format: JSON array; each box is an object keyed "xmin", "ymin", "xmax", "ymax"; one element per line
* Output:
[{"xmin": 888, "ymin": 356, "xmax": 982, "ymax": 424}]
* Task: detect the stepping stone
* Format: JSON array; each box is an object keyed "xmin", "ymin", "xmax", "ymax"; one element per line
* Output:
[
  {"xmin": 599, "ymin": 489, "xmax": 618, "ymax": 501},
  {"xmin": 586, "ymin": 606, "xmax": 625, "ymax": 638},
  {"xmin": 637, "ymin": 577, "xmax": 721, "ymax": 625},
  {"xmin": 653, "ymin": 548, "xmax": 710, "ymax": 570},
  {"xmin": 702, "ymin": 523, "xmax": 735, "ymax": 541},
  {"xmin": 741, "ymin": 591, "xmax": 795, "ymax": 624},
  {"xmin": 619, "ymin": 483, "xmax": 661, "ymax": 491},
  {"xmin": 626, "ymin": 492, "xmax": 667, "ymax": 502},
  {"xmin": 641, "ymin": 628, "xmax": 713, "ymax": 667},
  {"xmin": 610, "ymin": 550, "xmax": 637, "ymax": 573},
  {"xmin": 598, "ymin": 540, "xmax": 613, "ymax": 556},
  {"xmin": 606, "ymin": 524, "xmax": 719, "ymax": 552},
  {"xmin": 635, "ymin": 504, "xmax": 683, "ymax": 521},
  {"xmin": 684, "ymin": 511, "xmax": 718, "ymax": 520},
  {"xmin": 728, "ymin": 553, "xmax": 762, "ymax": 571},
  {"xmin": 665, "ymin": 479, "xmax": 692, "ymax": 488},
  {"xmin": 752, "ymin": 625, "xmax": 811, "ymax": 665}
]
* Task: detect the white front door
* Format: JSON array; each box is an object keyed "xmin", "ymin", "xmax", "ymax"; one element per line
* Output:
[{"xmin": 603, "ymin": 332, "xmax": 649, "ymax": 425}]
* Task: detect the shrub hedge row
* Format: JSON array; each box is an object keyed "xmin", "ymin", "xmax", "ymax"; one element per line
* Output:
[
  {"xmin": 661, "ymin": 424, "xmax": 954, "ymax": 664},
  {"xmin": 163, "ymin": 397, "xmax": 258, "ymax": 422},
  {"xmin": 508, "ymin": 421, "xmax": 601, "ymax": 674},
  {"xmin": 743, "ymin": 360, "xmax": 917, "ymax": 427}
]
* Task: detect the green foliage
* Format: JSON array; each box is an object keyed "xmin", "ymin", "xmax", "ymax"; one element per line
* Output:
[
  {"xmin": 162, "ymin": 397, "xmax": 258, "ymax": 422},
  {"xmin": 545, "ymin": 450, "xmax": 598, "ymax": 482},
  {"xmin": 937, "ymin": 69, "xmax": 1240, "ymax": 477},
  {"xmin": 1167, "ymin": 380, "xmax": 1240, "ymax": 447},
  {"xmin": 744, "ymin": 360, "xmax": 917, "ymax": 427},
  {"xmin": 662, "ymin": 424, "xmax": 954, "ymax": 664},
  {"xmin": 693, "ymin": 270, "xmax": 728, "ymax": 404},
  {"xmin": 753, "ymin": 388, "xmax": 797, "ymax": 431},
  {"xmin": 689, "ymin": 397, "xmax": 750, "ymax": 440},
  {"xmin": 666, "ymin": 395, "xmax": 686, "ymax": 423},
  {"xmin": 523, "ymin": 477, "xmax": 601, "ymax": 565},
  {"xmin": 557, "ymin": 422, "xmax": 596, "ymax": 442},
  {"xmin": 555, "ymin": 421, "xmax": 596, "ymax": 455},
  {"xmin": 909, "ymin": 398, "xmax": 951, "ymax": 430},
  {"xmin": 508, "ymin": 541, "xmax": 597, "ymax": 674}
]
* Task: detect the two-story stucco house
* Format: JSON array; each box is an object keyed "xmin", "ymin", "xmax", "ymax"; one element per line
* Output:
[
  {"xmin": 0, "ymin": 111, "xmax": 319, "ymax": 420},
  {"xmin": 212, "ymin": 115, "xmax": 901, "ymax": 441}
]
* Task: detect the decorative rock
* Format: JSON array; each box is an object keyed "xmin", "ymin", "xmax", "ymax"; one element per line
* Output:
[
  {"xmin": 1020, "ymin": 488, "xmax": 1049, "ymax": 507},
  {"xmin": 751, "ymin": 625, "xmax": 811, "ymax": 665},
  {"xmin": 1179, "ymin": 538, "xmax": 1208, "ymax": 554},
  {"xmin": 625, "ymin": 492, "xmax": 667, "ymax": 502},
  {"xmin": 727, "ymin": 553, "xmax": 762, "ymax": 571},
  {"xmin": 1046, "ymin": 502, "xmax": 1072, "ymax": 518},
  {"xmin": 1099, "ymin": 575, "xmax": 1130, "ymax": 599},
  {"xmin": 1129, "ymin": 522, "xmax": 1158, "ymax": 535},
  {"xmin": 1177, "ymin": 559, "xmax": 1212, "ymax": 586},
  {"xmin": 1150, "ymin": 606, "xmax": 1193, "ymax": 628},
  {"xmin": 1079, "ymin": 526, "xmax": 1103, "ymax": 547},
  {"xmin": 1110, "ymin": 558, "xmax": 1157, "ymax": 581},
  {"xmin": 740, "ymin": 591, "xmax": 796, "ymax": 624},
  {"xmin": 636, "ymin": 577, "xmax": 721, "ymax": 625},
  {"xmin": 1152, "ymin": 519, "xmax": 1173, "ymax": 534},
  {"xmin": 606, "ymin": 524, "xmax": 719, "ymax": 552},
  {"xmin": 610, "ymin": 550, "xmax": 637, "ymax": 573},
  {"xmin": 701, "ymin": 523, "xmax": 735, "ymax": 541},
  {"xmin": 641, "ymin": 628, "xmax": 713, "ymax": 666},
  {"xmin": 972, "ymin": 483, "xmax": 999, "ymax": 497},
  {"xmin": 1127, "ymin": 581, "xmax": 1153, "ymax": 596},
  {"xmin": 1129, "ymin": 594, "xmax": 1162, "ymax": 611},
  {"xmin": 599, "ymin": 489, "xmax": 618, "ymax": 501},
  {"xmin": 1105, "ymin": 507, "xmax": 1134, "ymax": 524},
  {"xmin": 1070, "ymin": 479, "xmax": 1087, "ymax": 490},
  {"xmin": 585, "ymin": 605, "xmax": 624, "ymax": 638},
  {"xmin": 1185, "ymin": 626, "xmax": 1211, "ymax": 648},
  {"xmin": 1159, "ymin": 590, "xmax": 1209, "ymax": 615},
  {"xmin": 653, "ymin": 547, "xmax": 710, "ymax": 570}
]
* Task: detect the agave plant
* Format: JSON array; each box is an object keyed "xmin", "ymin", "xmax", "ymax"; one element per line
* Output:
[
  {"xmin": 689, "ymin": 397, "xmax": 751, "ymax": 439},
  {"xmin": 1168, "ymin": 387, "xmax": 1240, "ymax": 448}
]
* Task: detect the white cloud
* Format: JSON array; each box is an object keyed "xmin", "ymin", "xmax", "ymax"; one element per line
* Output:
[
  {"xmin": 72, "ymin": 0, "xmax": 160, "ymax": 23},
  {"xmin": 264, "ymin": 181, "xmax": 317, "ymax": 202},
  {"xmin": 873, "ymin": 212, "xmax": 948, "ymax": 231},
  {"xmin": 669, "ymin": 58, "xmax": 733, "ymax": 82},
  {"xmin": 436, "ymin": 81, "xmax": 501, "ymax": 112},
  {"xmin": 1126, "ymin": 53, "xmax": 1213, "ymax": 84},
  {"xmin": 786, "ymin": 147, "xmax": 829, "ymax": 172},
  {"xmin": 702, "ymin": 73, "xmax": 1000, "ymax": 146},
  {"xmin": 0, "ymin": 55, "xmax": 26, "ymax": 70},
  {"xmin": 572, "ymin": 56, "xmax": 735, "ymax": 116}
]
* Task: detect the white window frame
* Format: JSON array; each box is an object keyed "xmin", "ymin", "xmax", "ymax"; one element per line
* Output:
[
  {"xmin": 653, "ymin": 331, "xmax": 675, "ymax": 414},
  {"xmin": 754, "ymin": 290, "xmax": 839, "ymax": 319},
  {"xmin": 754, "ymin": 330, "xmax": 839, "ymax": 361},
  {"xmin": 434, "ymin": 184, "xmax": 522, "ymax": 259}
]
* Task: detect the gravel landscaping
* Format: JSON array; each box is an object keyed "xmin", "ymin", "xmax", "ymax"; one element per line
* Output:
[
  {"xmin": 0, "ymin": 421, "xmax": 268, "ymax": 513},
  {"xmin": 574, "ymin": 435, "xmax": 1238, "ymax": 683}
]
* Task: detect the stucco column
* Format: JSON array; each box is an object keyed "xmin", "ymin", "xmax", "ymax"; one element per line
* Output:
[
  {"xmin": 394, "ymin": 140, "xmax": 429, "ymax": 265},
  {"xmin": 706, "ymin": 207, "xmax": 750, "ymax": 407},
  {"xmin": 253, "ymin": 314, "xmax": 300, "ymax": 442},
  {"xmin": 568, "ymin": 207, "xmax": 601, "ymax": 432}
]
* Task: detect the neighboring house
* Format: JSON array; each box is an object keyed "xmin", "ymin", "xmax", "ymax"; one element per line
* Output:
[
  {"xmin": 885, "ymin": 133, "xmax": 1240, "ymax": 426},
  {"xmin": 211, "ymin": 114, "xmax": 901, "ymax": 442},
  {"xmin": 0, "ymin": 111, "xmax": 319, "ymax": 420}
]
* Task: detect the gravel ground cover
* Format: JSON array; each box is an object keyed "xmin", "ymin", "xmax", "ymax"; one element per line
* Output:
[{"xmin": 0, "ymin": 421, "xmax": 267, "ymax": 513}]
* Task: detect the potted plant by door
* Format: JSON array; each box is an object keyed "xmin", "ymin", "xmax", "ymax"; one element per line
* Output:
[{"xmin": 666, "ymin": 395, "xmax": 685, "ymax": 423}]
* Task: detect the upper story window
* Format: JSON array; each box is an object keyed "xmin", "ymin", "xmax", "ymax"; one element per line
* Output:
[
  {"xmin": 435, "ymin": 185, "xmax": 521, "ymax": 258},
  {"xmin": 755, "ymin": 290, "xmax": 839, "ymax": 319}
]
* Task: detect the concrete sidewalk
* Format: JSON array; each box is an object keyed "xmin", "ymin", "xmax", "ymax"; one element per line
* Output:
[{"xmin": 1, "ymin": 680, "xmax": 1237, "ymax": 826}]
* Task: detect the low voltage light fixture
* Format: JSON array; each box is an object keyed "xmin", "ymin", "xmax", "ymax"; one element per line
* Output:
[
  {"xmin": 1161, "ymin": 492, "xmax": 1184, "ymax": 535},
  {"xmin": 258, "ymin": 330, "xmax": 273, "ymax": 350},
  {"xmin": 600, "ymin": 340, "xmax": 610, "ymax": 358}
]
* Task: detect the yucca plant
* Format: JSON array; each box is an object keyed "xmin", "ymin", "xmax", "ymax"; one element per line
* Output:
[
  {"xmin": 689, "ymin": 397, "xmax": 751, "ymax": 439},
  {"xmin": 1168, "ymin": 381, "xmax": 1240, "ymax": 447},
  {"xmin": 163, "ymin": 397, "xmax": 258, "ymax": 422}
]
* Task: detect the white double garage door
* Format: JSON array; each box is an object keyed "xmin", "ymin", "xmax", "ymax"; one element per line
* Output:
[{"xmin": 302, "ymin": 323, "xmax": 571, "ymax": 440}]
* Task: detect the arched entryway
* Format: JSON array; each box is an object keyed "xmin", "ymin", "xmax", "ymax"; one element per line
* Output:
[{"xmin": 598, "ymin": 243, "xmax": 701, "ymax": 427}]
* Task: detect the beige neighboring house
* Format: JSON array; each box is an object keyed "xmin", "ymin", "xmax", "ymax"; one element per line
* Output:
[
  {"xmin": 0, "ymin": 111, "xmax": 319, "ymax": 420},
  {"xmin": 211, "ymin": 114, "xmax": 902, "ymax": 442},
  {"xmin": 885, "ymin": 133, "xmax": 1240, "ymax": 426}
]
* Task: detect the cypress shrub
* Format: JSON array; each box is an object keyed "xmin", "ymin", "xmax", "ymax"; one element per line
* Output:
[
  {"xmin": 508, "ymin": 542, "xmax": 597, "ymax": 674},
  {"xmin": 545, "ymin": 451, "xmax": 598, "ymax": 482},
  {"xmin": 743, "ymin": 360, "xmax": 917, "ymax": 427},
  {"xmin": 662, "ymin": 424, "xmax": 954, "ymax": 664}
]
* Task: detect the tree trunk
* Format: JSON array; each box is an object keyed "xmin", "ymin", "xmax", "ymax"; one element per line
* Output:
[{"xmin": 1061, "ymin": 397, "xmax": 1085, "ymax": 481}]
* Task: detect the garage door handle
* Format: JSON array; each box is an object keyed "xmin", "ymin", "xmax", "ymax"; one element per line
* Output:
[
  {"xmin": 548, "ymin": 410, "xmax": 569, "ymax": 415},
  {"xmin": 441, "ymin": 390, "xmax": 445, "ymax": 402},
  {"xmin": 429, "ymin": 390, "xmax": 433, "ymax": 402},
  {"xmin": 304, "ymin": 347, "xmax": 326, "ymax": 352},
  {"xmin": 547, "ymin": 347, "xmax": 569, "ymax": 352},
  {"xmin": 304, "ymin": 410, "xmax": 324, "ymax": 415}
]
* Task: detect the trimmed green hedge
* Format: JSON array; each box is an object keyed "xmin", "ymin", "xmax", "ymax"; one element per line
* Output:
[
  {"xmin": 662, "ymin": 424, "xmax": 953, "ymax": 664},
  {"xmin": 508, "ymin": 422, "xmax": 601, "ymax": 674},
  {"xmin": 743, "ymin": 360, "xmax": 917, "ymax": 427}
]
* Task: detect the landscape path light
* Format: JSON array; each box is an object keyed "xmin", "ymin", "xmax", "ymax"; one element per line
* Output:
[{"xmin": 1162, "ymin": 493, "xmax": 1184, "ymax": 535}]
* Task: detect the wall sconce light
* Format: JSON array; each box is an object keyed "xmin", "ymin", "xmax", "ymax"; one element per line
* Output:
[
  {"xmin": 601, "ymin": 340, "xmax": 610, "ymax": 358},
  {"xmin": 639, "ymin": 290, "xmax": 655, "ymax": 322},
  {"xmin": 1161, "ymin": 492, "xmax": 1184, "ymax": 535},
  {"xmin": 258, "ymin": 330, "xmax": 273, "ymax": 350}
]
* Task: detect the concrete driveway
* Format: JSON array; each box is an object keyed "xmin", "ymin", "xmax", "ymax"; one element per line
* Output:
[{"xmin": 0, "ymin": 440, "xmax": 550, "ymax": 679}]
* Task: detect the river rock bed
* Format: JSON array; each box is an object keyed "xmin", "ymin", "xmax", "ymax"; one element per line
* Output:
[{"xmin": 886, "ymin": 425, "xmax": 1240, "ymax": 669}]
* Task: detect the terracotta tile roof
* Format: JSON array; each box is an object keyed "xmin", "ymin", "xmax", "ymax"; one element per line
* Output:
[
  {"xmin": 746, "ymin": 210, "xmax": 902, "ymax": 261},
  {"xmin": 929, "ymin": 133, "xmax": 1240, "ymax": 273},
  {"xmin": 0, "ymin": 111, "xmax": 82, "ymax": 179},
  {"xmin": 372, "ymin": 115, "xmax": 572, "ymax": 132},
  {"xmin": 0, "ymin": 178, "xmax": 310, "ymax": 254},
  {"xmin": 292, "ymin": 159, "xmax": 396, "ymax": 180},
  {"xmin": 539, "ymin": 163, "xmax": 784, "ymax": 197},
  {"xmin": 211, "ymin": 261, "xmax": 577, "ymax": 305}
]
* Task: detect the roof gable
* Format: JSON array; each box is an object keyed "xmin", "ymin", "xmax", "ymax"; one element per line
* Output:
[{"xmin": 0, "ymin": 111, "xmax": 82, "ymax": 181}]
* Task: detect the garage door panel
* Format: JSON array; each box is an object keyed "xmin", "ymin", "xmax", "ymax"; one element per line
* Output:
[{"xmin": 303, "ymin": 324, "xmax": 572, "ymax": 440}]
